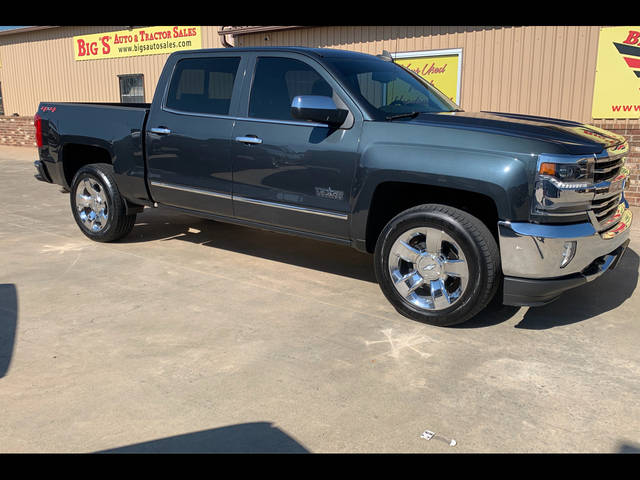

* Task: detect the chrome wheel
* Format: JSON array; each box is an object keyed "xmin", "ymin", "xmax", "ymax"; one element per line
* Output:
[
  {"xmin": 75, "ymin": 177, "xmax": 109, "ymax": 232},
  {"xmin": 387, "ymin": 227, "xmax": 469, "ymax": 311}
]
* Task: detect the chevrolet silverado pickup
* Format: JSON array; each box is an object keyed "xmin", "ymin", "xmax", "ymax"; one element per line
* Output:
[{"xmin": 33, "ymin": 47, "xmax": 633, "ymax": 326}]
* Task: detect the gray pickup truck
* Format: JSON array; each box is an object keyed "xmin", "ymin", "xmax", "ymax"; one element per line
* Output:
[{"xmin": 34, "ymin": 46, "xmax": 633, "ymax": 326}]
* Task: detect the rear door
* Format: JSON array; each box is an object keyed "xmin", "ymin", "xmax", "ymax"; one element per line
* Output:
[{"xmin": 145, "ymin": 51, "xmax": 247, "ymax": 216}]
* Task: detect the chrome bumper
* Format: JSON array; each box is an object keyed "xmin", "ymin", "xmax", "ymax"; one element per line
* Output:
[{"xmin": 499, "ymin": 203, "xmax": 632, "ymax": 306}]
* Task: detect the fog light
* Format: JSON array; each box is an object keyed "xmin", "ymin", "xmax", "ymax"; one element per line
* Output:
[{"xmin": 560, "ymin": 241, "xmax": 577, "ymax": 268}]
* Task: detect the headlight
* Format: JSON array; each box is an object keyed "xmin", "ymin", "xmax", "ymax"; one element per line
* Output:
[
  {"xmin": 538, "ymin": 157, "xmax": 594, "ymax": 189},
  {"xmin": 532, "ymin": 155, "xmax": 596, "ymax": 220}
]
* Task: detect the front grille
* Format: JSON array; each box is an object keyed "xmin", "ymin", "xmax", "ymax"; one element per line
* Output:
[{"xmin": 589, "ymin": 142, "xmax": 628, "ymax": 232}]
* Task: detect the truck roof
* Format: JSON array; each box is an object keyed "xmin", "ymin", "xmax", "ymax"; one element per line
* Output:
[{"xmin": 171, "ymin": 46, "xmax": 378, "ymax": 61}]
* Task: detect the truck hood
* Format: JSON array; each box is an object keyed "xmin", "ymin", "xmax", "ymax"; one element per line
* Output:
[{"xmin": 404, "ymin": 111, "xmax": 626, "ymax": 155}]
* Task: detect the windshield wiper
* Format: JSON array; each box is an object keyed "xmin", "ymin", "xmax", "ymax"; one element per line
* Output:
[{"xmin": 385, "ymin": 111, "xmax": 422, "ymax": 121}]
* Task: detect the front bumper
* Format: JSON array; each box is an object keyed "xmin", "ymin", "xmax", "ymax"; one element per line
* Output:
[{"xmin": 499, "ymin": 203, "xmax": 632, "ymax": 306}]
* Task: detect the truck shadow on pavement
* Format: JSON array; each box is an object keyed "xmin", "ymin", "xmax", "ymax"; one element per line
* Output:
[
  {"xmin": 617, "ymin": 441, "xmax": 640, "ymax": 453},
  {"xmin": 122, "ymin": 209, "xmax": 639, "ymax": 329},
  {"xmin": 462, "ymin": 248, "xmax": 639, "ymax": 329},
  {"xmin": 96, "ymin": 422, "xmax": 309, "ymax": 453},
  {"xmin": 515, "ymin": 247, "xmax": 639, "ymax": 329},
  {"xmin": 0, "ymin": 284, "xmax": 18, "ymax": 378},
  {"xmin": 123, "ymin": 208, "xmax": 377, "ymax": 283}
]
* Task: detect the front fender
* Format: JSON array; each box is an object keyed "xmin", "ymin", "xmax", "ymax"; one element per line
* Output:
[{"xmin": 349, "ymin": 142, "xmax": 534, "ymax": 244}]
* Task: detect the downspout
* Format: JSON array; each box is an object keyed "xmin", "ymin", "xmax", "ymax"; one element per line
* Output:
[{"xmin": 219, "ymin": 28, "xmax": 234, "ymax": 48}]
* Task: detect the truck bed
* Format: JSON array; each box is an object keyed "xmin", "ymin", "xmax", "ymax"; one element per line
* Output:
[{"xmin": 36, "ymin": 101, "xmax": 151, "ymax": 205}]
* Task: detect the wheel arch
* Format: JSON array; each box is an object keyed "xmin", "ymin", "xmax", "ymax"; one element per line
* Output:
[
  {"xmin": 60, "ymin": 141, "xmax": 114, "ymax": 190},
  {"xmin": 359, "ymin": 179, "xmax": 503, "ymax": 254}
]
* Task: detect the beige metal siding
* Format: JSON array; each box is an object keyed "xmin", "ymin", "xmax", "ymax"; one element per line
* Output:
[
  {"xmin": 237, "ymin": 25, "xmax": 607, "ymax": 124},
  {"xmin": 1, "ymin": 25, "xmax": 638, "ymax": 127},
  {"xmin": 0, "ymin": 26, "xmax": 225, "ymax": 116}
]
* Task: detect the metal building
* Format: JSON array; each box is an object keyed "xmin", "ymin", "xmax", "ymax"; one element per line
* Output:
[{"xmin": 0, "ymin": 25, "xmax": 638, "ymax": 204}]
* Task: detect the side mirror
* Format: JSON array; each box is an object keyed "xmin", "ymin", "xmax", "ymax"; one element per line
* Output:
[{"xmin": 290, "ymin": 95, "xmax": 348, "ymax": 127}]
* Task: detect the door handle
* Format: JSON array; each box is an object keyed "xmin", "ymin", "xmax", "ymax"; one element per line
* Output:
[
  {"xmin": 150, "ymin": 127, "xmax": 171, "ymax": 135},
  {"xmin": 235, "ymin": 135, "xmax": 263, "ymax": 145}
]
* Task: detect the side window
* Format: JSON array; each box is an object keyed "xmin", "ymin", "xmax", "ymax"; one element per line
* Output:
[
  {"xmin": 166, "ymin": 57, "xmax": 240, "ymax": 115},
  {"xmin": 249, "ymin": 57, "xmax": 334, "ymax": 121}
]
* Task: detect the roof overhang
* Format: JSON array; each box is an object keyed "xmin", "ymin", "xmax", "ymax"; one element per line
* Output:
[
  {"xmin": 218, "ymin": 26, "xmax": 304, "ymax": 36},
  {"xmin": 0, "ymin": 26, "xmax": 305, "ymax": 38},
  {"xmin": 0, "ymin": 26, "xmax": 58, "ymax": 37}
]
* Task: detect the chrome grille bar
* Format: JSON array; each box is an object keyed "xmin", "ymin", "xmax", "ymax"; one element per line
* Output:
[
  {"xmin": 593, "ymin": 142, "xmax": 628, "ymax": 182},
  {"xmin": 593, "ymin": 195, "xmax": 622, "ymax": 220},
  {"xmin": 593, "ymin": 162, "xmax": 624, "ymax": 174}
]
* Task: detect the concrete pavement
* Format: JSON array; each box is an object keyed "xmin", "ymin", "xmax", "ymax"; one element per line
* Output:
[{"xmin": 1, "ymin": 146, "xmax": 639, "ymax": 453}]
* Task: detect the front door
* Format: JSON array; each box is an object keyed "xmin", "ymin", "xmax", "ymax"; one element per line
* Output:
[{"xmin": 231, "ymin": 54, "xmax": 361, "ymax": 239}]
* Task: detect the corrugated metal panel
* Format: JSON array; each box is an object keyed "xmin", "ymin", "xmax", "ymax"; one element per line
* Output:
[
  {"xmin": 1, "ymin": 24, "xmax": 638, "ymax": 128},
  {"xmin": 0, "ymin": 26, "xmax": 225, "ymax": 116},
  {"xmin": 237, "ymin": 25, "xmax": 611, "ymax": 124}
]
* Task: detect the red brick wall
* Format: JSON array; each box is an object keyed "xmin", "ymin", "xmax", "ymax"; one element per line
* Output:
[
  {"xmin": 0, "ymin": 116, "xmax": 37, "ymax": 147},
  {"xmin": 1, "ymin": 115, "xmax": 639, "ymax": 207}
]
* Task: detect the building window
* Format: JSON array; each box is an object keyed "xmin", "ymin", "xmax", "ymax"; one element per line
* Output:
[
  {"xmin": 0, "ymin": 83, "xmax": 4, "ymax": 115},
  {"xmin": 118, "ymin": 74, "xmax": 145, "ymax": 104}
]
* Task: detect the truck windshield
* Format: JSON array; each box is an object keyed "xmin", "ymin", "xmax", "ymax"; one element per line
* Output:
[{"xmin": 323, "ymin": 56, "xmax": 460, "ymax": 120}]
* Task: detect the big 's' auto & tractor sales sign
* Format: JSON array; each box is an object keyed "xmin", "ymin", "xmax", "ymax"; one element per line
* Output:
[{"xmin": 73, "ymin": 26, "xmax": 202, "ymax": 61}]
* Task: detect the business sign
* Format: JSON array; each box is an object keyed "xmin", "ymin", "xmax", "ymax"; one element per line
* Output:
[
  {"xmin": 392, "ymin": 49, "xmax": 462, "ymax": 104},
  {"xmin": 592, "ymin": 26, "xmax": 640, "ymax": 118},
  {"xmin": 73, "ymin": 26, "xmax": 201, "ymax": 61}
]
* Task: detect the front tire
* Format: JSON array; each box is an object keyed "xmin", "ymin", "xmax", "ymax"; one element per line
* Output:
[
  {"xmin": 374, "ymin": 204, "xmax": 500, "ymax": 326},
  {"xmin": 70, "ymin": 163, "xmax": 136, "ymax": 242}
]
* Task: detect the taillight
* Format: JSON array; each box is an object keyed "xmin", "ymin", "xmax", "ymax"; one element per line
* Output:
[{"xmin": 34, "ymin": 113, "xmax": 43, "ymax": 147}]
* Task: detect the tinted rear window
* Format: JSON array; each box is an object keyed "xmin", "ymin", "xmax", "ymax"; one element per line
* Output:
[{"xmin": 166, "ymin": 57, "xmax": 240, "ymax": 115}]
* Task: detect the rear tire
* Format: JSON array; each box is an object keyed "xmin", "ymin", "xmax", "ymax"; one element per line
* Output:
[
  {"xmin": 70, "ymin": 163, "xmax": 136, "ymax": 242},
  {"xmin": 374, "ymin": 204, "xmax": 501, "ymax": 326}
]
